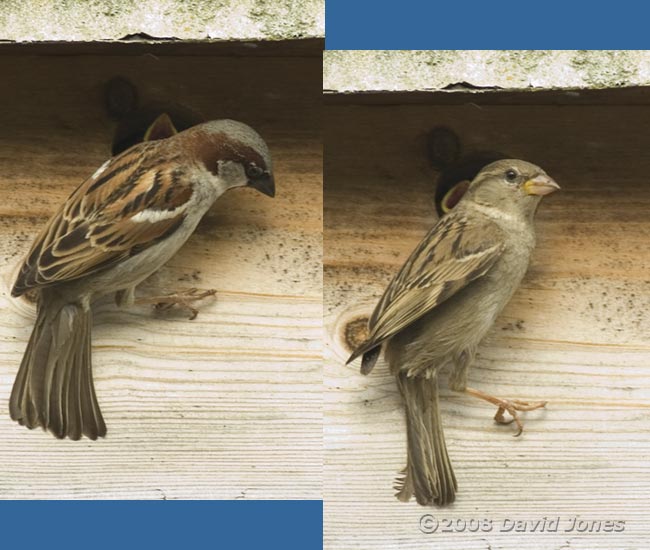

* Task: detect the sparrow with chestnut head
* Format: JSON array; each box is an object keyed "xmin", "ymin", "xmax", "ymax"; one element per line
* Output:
[{"xmin": 10, "ymin": 119, "xmax": 274, "ymax": 440}]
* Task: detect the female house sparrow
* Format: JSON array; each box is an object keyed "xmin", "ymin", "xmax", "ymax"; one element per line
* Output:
[
  {"xmin": 348, "ymin": 160, "xmax": 559, "ymax": 506},
  {"xmin": 10, "ymin": 120, "xmax": 275, "ymax": 440}
]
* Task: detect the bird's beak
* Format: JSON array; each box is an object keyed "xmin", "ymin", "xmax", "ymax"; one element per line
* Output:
[
  {"xmin": 144, "ymin": 113, "xmax": 178, "ymax": 142},
  {"xmin": 523, "ymin": 174, "xmax": 560, "ymax": 196},
  {"xmin": 441, "ymin": 180, "xmax": 470, "ymax": 213},
  {"xmin": 249, "ymin": 172, "xmax": 275, "ymax": 198}
]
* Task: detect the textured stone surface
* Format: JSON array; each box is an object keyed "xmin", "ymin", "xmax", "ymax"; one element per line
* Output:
[
  {"xmin": 324, "ymin": 50, "xmax": 650, "ymax": 92},
  {"xmin": 0, "ymin": 0, "xmax": 324, "ymax": 42}
]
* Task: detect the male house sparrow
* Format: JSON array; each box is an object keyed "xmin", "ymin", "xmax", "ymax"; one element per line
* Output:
[
  {"xmin": 348, "ymin": 160, "xmax": 559, "ymax": 506},
  {"xmin": 10, "ymin": 120, "xmax": 275, "ymax": 440}
]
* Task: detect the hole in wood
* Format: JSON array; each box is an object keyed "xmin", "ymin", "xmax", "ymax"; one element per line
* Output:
[
  {"xmin": 104, "ymin": 76, "xmax": 205, "ymax": 155},
  {"xmin": 427, "ymin": 126, "xmax": 511, "ymax": 216},
  {"xmin": 111, "ymin": 103, "xmax": 205, "ymax": 156}
]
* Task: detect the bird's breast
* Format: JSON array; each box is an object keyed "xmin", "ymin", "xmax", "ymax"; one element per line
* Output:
[{"xmin": 387, "ymin": 243, "xmax": 534, "ymax": 376}]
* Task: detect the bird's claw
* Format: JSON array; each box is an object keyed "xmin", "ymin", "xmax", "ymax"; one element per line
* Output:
[
  {"xmin": 493, "ymin": 399, "xmax": 547, "ymax": 437},
  {"xmin": 463, "ymin": 388, "xmax": 547, "ymax": 437},
  {"xmin": 138, "ymin": 288, "xmax": 217, "ymax": 320}
]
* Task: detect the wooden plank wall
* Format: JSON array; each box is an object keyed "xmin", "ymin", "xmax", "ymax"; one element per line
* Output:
[
  {"xmin": 324, "ymin": 100, "xmax": 650, "ymax": 549},
  {"xmin": 0, "ymin": 52, "xmax": 322, "ymax": 499}
]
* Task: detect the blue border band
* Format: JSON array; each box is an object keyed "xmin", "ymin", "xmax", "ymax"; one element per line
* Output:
[
  {"xmin": 0, "ymin": 501, "xmax": 323, "ymax": 549},
  {"xmin": 326, "ymin": 0, "xmax": 649, "ymax": 50}
]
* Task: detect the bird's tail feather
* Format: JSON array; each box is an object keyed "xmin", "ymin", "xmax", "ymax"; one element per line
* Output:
[
  {"xmin": 394, "ymin": 373, "xmax": 456, "ymax": 506},
  {"xmin": 10, "ymin": 290, "xmax": 106, "ymax": 440}
]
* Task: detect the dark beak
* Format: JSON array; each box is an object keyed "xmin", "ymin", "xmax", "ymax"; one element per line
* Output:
[{"xmin": 249, "ymin": 172, "xmax": 275, "ymax": 198}]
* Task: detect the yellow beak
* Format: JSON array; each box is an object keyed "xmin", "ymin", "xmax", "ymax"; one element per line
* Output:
[
  {"xmin": 441, "ymin": 180, "xmax": 470, "ymax": 213},
  {"xmin": 523, "ymin": 174, "xmax": 560, "ymax": 196}
]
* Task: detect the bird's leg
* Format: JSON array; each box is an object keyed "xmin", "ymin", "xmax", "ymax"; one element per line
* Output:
[
  {"xmin": 115, "ymin": 286, "xmax": 136, "ymax": 308},
  {"xmin": 463, "ymin": 387, "xmax": 547, "ymax": 437},
  {"xmin": 135, "ymin": 288, "xmax": 217, "ymax": 320}
]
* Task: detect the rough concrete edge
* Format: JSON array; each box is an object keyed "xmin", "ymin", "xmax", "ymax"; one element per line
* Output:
[
  {"xmin": 0, "ymin": 36, "xmax": 322, "ymax": 46},
  {"xmin": 0, "ymin": 0, "xmax": 325, "ymax": 43},
  {"xmin": 324, "ymin": 50, "xmax": 650, "ymax": 93}
]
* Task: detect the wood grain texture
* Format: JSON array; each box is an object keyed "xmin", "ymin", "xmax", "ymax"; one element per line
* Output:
[
  {"xmin": 324, "ymin": 101, "xmax": 650, "ymax": 549},
  {"xmin": 0, "ymin": 53, "xmax": 322, "ymax": 499}
]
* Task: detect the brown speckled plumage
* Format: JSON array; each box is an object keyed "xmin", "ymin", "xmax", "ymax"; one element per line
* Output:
[{"xmin": 10, "ymin": 120, "xmax": 274, "ymax": 440}]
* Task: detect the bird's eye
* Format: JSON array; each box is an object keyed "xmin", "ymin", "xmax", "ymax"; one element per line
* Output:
[
  {"xmin": 505, "ymin": 169, "xmax": 518, "ymax": 183},
  {"xmin": 246, "ymin": 164, "xmax": 264, "ymax": 178}
]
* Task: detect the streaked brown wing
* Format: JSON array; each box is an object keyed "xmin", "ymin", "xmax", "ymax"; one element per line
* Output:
[
  {"xmin": 12, "ymin": 141, "xmax": 191, "ymax": 296},
  {"xmin": 348, "ymin": 212, "xmax": 505, "ymax": 362}
]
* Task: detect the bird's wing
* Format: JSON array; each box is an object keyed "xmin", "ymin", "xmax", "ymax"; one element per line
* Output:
[
  {"xmin": 348, "ymin": 211, "xmax": 505, "ymax": 362},
  {"xmin": 12, "ymin": 141, "xmax": 194, "ymax": 296}
]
